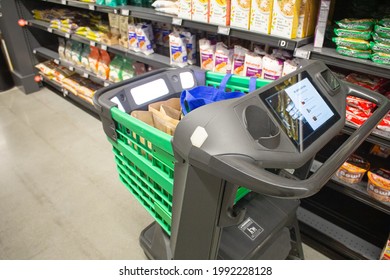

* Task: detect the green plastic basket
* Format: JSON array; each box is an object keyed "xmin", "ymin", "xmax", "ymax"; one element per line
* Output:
[{"xmin": 107, "ymin": 72, "xmax": 272, "ymax": 235}]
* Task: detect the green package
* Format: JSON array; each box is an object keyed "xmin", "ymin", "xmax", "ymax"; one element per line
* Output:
[
  {"xmin": 336, "ymin": 46, "xmax": 372, "ymax": 59},
  {"xmin": 374, "ymin": 25, "xmax": 390, "ymax": 39},
  {"xmin": 105, "ymin": 0, "xmax": 118, "ymax": 6},
  {"xmin": 120, "ymin": 58, "xmax": 135, "ymax": 81},
  {"xmin": 80, "ymin": 45, "xmax": 91, "ymax": 69},
  {"xmin": 336, "ymin": 18, "xmax": 376, "ymax": 31},
  {"xmin": 71, "ymin": 42, "xmax": 83, "ymax": 66},
  {"xmin": 372, "ymin": 32, "xmax": 390, "ymax": 44},
  {"xmin": 117, "ymin": 0, "xmax": 127, "ymax": 5},
  {"xmin": 370, "ymin": 41, "xmax": 390, "ymax": 54},
  {"xmin": 109, "ymin": 55, "xmax": 124, "ymax": 83},
  {"xmin": 371, "ymin": 52, "xmax": 390, "ymax": 65},
  {"xmin": 379, "ymin": 18, "xmax": 390, "ymax": 28},
  {"xmin": 96, "ymin": 0, "xmax": 105, "ymax": 5},
  {"xmin": 332, "ymin": 37, "xmax": 371, "ymax": 50},
  {"xmin": 334, "ymin": 28, "xmax": 371, "ymax": 40}
]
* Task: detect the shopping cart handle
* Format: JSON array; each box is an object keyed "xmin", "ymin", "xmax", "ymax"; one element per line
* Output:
[{"xmin": 213, "ymin": 86, "xmax": 389, "ymax": 199}]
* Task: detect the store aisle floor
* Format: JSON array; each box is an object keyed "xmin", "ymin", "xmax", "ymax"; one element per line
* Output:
[{"xmin": 0, "ymin": 87, "xmax": 328, "ymax": 260}]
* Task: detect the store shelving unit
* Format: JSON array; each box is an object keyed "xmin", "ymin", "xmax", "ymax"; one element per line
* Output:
[{"xmin": 2, "ymin": 0, "xmax": 389, "ymax": 260}]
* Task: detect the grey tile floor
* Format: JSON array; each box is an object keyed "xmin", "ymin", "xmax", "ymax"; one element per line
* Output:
[{"xmin": 0, "ymin": 87, "xmax": 328, "ymax": 260}]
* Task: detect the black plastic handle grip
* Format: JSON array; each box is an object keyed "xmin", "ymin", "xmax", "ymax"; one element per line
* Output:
[{"xmin": 215, "ymin": 84, "xmax": 390, "ymax": 199}]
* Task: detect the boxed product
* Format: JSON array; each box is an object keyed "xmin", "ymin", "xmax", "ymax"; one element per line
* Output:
[
  {"xmin": 230, "ymin": 0, "xmax": 251, "ymax": 29},
  {"xmin": 296, "ymin": 0, "xmax": 318, "ymax": 38},
  {"xmin": 209, "ymin": 0, "xmax": 231, "ymax": 26},
  {"xmin": 178, "ymin": 0, "xmax": 192, "ymax": 20},
  {"xmin": 313, "ymin": 0, "xmax": 331, "ymax": 48},
  {"xmin": 249, "ymin": 0, "xmax": 274, "ymax": 34},
  {"xmin": 192, "ymin": 0, "xmax": 209, "ymax": 23},
  {"xmin": 270, "ymin": 0, "xmax": 302, "ymax": 39},
  {"xmin": 335, "ymin": 154, "xmax": 370, "ymax": 184}
]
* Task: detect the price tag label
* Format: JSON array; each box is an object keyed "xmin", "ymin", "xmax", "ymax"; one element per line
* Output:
[
  {"xmin": 294, "ymin": 48, "xmax": 311, "ymax": 59},
  {"xmin": 104, "ymin": 82, "xmax": 110, "ymax": 87},
  {"xmin": 217, "ymin": 26, "xmax": 230, "ymax": 35},
  {"xmin": 90, "ymin": 41, "xmax": 96, "ymax": 47},
  {"xmin": 65, "ymin": 33, "xmax": 70, "ymax": 38},
  {"xmin": 54, "ymin": 59, "xmax": 60, "ymax": 65},
  {"xmin": 83, "ymin": 72, "xmax": 89, "ymax": 78},
  {"xmin": 113, "ymin": 9, "xmax": 118, "ymax": 14},
  {"xmin": 47, "ymin": 27, "xmax": 53, "ymax": 33},
  {"xmin": 172, "ymin": 17, "xmax": 182, "ymax": 26},
  {"xmin": 68, "ymin": 66, "xmax": 74, "ymax": 71},
  {"xmin": 121, "ymin": 9, "xmax": 130, "ymax": 16},
  {"xmin": 101, "ymin": 44, "xmax": 107, "ymax": 51},
  {"xmin": 61, "ymin": 0, "xmax": 67, "ymax": 5},
  {"xmin": 89, "ymin": 4, "xmax": 95, "ymax": 11},
  {"xmin": 62, "ymin": 88, "xmax": 68, "ymax": 96},
  {"xmin": 33, "ymin": 49, "xmax": 37, "ymax": 54}
]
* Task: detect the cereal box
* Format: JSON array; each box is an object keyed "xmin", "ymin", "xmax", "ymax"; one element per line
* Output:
[
  {"xmin": 192, "ymin": 0, "xmax": 209, "ymax": 23},
  {"xmin": 270, "ymin": 0, "xmax": 302, "ymax": 39},
  {"xmin": 230, "ymin": 0, "xmax": 251, "ymax": 29},
  {"xmin": 209, "ymin": 0, "xmax": 231, "ymax": 26},
  {"xmin": 178, "ymin": 0, "xmax": 192, "ymax": 20},
  {"xmin": 296, "ymin": 0, "xmax": 318, "ymax": 38},
  {"xmin": 250, "ymin": 0, "xmax": 274, "ymax": 34}
]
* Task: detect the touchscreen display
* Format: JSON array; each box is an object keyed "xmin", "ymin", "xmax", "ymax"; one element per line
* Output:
[{"xmin": 260, "ymin": 72, "xmax": 340, "ymax": 152}]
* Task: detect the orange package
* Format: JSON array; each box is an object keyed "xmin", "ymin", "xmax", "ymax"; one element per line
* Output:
[
  {"xmin": 335, "ymin": 154, "xmax": 370, "ymax": 184},
  {"xmin": 97, "ymin": 50, "xmax": 111, "ymax": 80},
  {"xmin": 88, "ymin": 46, "xmax": 100, "ymax": 73}
]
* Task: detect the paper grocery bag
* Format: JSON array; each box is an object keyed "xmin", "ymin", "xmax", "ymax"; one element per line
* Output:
[
  {"xmin": 130, "ymin": 111, "xmax": 154, "ymax": 152},
  {"xmin": 148, "ymin": 98, "xmax": 181, "ymax": 135}
]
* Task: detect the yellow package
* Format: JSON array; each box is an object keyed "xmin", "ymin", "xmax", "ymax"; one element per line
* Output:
[
  {"xmin": 210, "ymin": 0, "xmax": 230, "ymax": 26},
  {"xmin": 231, "ymin": 0, "xmax": 251, "ymax": 29},
  {"xmin": 270, "ymin": 0, "xmax": 302, "ymax": 39},
  {"xmin": 250, "ymin": 0, "xmax": 274, "ymax": 34},
  {"xmin": 296, "ymin": 0, "xmax": 318, "ymax": 38}
]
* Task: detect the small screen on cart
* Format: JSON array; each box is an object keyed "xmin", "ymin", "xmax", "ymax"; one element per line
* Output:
[{"xmin": 260, "ymin": 71, "xmax": 340, "ymax": 152}]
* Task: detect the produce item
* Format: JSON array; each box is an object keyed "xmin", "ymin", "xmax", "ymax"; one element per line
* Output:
[
  {"xmin": 199, "ymin": 39, "xmax": 215, "ymax": 70},
  {"xmin": 97, "ymin": 50, "xmax": 112, "ymax": 80},
  {"xmin": 232, "ymin": 45, "xmax": 248, "ymax": 76},
  {"xmin": 270, "ymin": 0, "xmax": 302, "ymax": 39},
  {"xmin": 335, "ymin": 154, "xmax": 370, "ymax": 184},
  {"xmin": 243, "ymin": 52, "xmax": 262, "ymax": 77},
  {"xmin": 332, "ymin": 37, "xmax": 371, "ymax": 50},
  {"xmin": 335, "ymin": 18, "xmax": 376, "ymax": 31},
  {"xmin": 230, "ymin": 0, "xmax": 251, "ymax": 29},
  {"xmin": 334, "ymin": 28, "xmax": 371, "ymax": 40},
  {"xmin": 370, "ymin": 41, "xmax": 390, "ymax": 54},
  {"xmin": 336, "ymin": 46, "xmax": 371, "ymax": 59},
  {"xmin": 192, "ymin": 0, "xmax": 209, "ymax": 22},
  {"xmin": 371, "ymin": 52, "xmax": 390, "ymax": 65},
  {"xmin": 213, "ymin": 42, "xmax": 233, "ymax": 74},
  {"xmin": 169, "ymin": 32, "xmax": 188, "ymax": 67},
  {"xmin": 250, "ymin": 0, "xmax": 273, "ymax": 34},
  {"xmin": 367, "ymin": 168, "xmax": 390, "ymax": 202},
  {"xmin": 262, "ymin": 54, "xmax": 283, "ymax": 80},
  {"xmin": 209, "ymin": 0, "xmax": 231, "ymax": 26},
  {"xmin": 178, "ymin": 0, "xmax": 192, "ymax": 20},
  {"xmin": 375, "ymin": 24, "xmax": 390, "ymax": 39}
]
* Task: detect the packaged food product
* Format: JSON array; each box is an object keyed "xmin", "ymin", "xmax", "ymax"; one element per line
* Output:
[
  {"xmin": 97, "ymin": 50, "xmax": 111, "ymax": 80},
  {"xmin": 230, "ymin": 0, "xmax": 251, "ymax": 29},
  {"xmin": 335, "ymin": 154, "xmax": 370, "ymax": 184},
  {"xmin": 53, "ymin": 66, "xmax": 74, "ymax": 82},
  {"xmin": 71, "ymin": 42, "xmax": 83, "ymax": 66},
  {"xmin": 153, "ymin": 22, "xmax": 163, "ymax": 46},
  {"xmin": 192, "ymin": 0, "xmax": 209, "ymax": 23},
  {"xmin": 296, "ymin": 0, "xmax": 317, "ymax": 38},
  {"xmin": 96, "ymin": 0, "xmax": 106, "ymax": 4},
  {"xmin": 209, "ymin": 0, "xmax": 231, "ymax": 26},
  {"xmin": 250, "ymin": 0, "xmax": 273, "ymax": 34},
  {"xmin": 120, "ymin": 58, "xmax": 135, "ymax": 80},
  {"xmin": 334, "ymin": 28, "xmax": 372, "ymax": 40},
  {"xmin": 80, "ymin": 45, "xmax": 91, "ymax": 69},
  {"xmin": 232, "ymin": 45, "xmax": 248, "ymax": 76},
  {"xmin": 370, "ymin": 41, "xmax": 390, "ymax": 54},
  {"xmin": 169, "ymin": 32, "xmax": 188, "ymax": 67},
  {"xmin": 332, "ymin": 37, "xmax": 371, "ymax": 50},
  {"xmin": 64, "ymin": 40, "xmax": 73, "ymax": 62},
  {"xmin": 336, "ymin": 46, "xmax": 372, "ymax": 60},
  {"xmin": 371, "ymin": 52, "xmax": 390, "ymax": 65},
  {"xmin": 58, "ymin": 38, "xmax": 66, "ymax": 60},
  {"xmin": 372, "ymin": 32, "xmax": 390, "ymax": 45},
  {"xmin": 346, "ymin": 95, "xmax": 376, "ymax": 114},
  {"xmin": 282, "ymin": 59, "xmax": 299, "ymax": 76},
  {"xmin": 375, "ymin": 25, "xmax": 390, "ymax": 39},
  {"xmin": 88, "ymin": 46, "xmax": 100, "ymax": 73},
  {"xmin": 262, "ymin": 54, "xmax": 283, "ymax": 80},
  {"xmin": 109, "ymin": 55, "xmax": 123, "ymax": 83},
  {"xmin": 377, "ymin": 113, "xmax": 390, "ymax": 132},
  {"xmin": 180, "ymin": 31, "xmax": 197, "ymax": 65},
  {"xmin": 199, "ymin": 39, "xmax": 215, "ymax": 70},
  {"xmin": 380, "ymin": 234, "xmax": 390, "ymax": 260},
  {"xmin": 136, "ymin": 23, "xmax": 154, "ymax": 55},
  {"xmin": 178, "ymin": 0, "xmax": 192, "ymax": 20},
  {"xmin": 244, "ymin": 52, "xmax": 262, "ymax": 77},
  {"xmin": 161, "ymin": 23, "xmax": 172, "ymax": 47},
  {"xmin": 132, "ymin": 62, "xmax": 146, "ymax": 76},
  {"xmin": 213, "ymin": 42, "xmax": 233, "ymax": 74},
  {"xmin": 379, "ymin": 18, "xmax": 390, "ymax": 28},
  {"xmin": 345, "ymin": 73, "xmax": 389, "ymax": 92},
  {"xmin": 370, "ymin": 144, "xmax": 390, "ymax": 159},
  {"xmin": 270, "ymin": 0, "xmax": 302, "ymax": 39},
  {"xmin": 128, "ymin": 23, "xmax": 139, "ymax": 52},
  {"xmin": 35, "ymin": 60, "xmax": 57, "ymax": 76},
  {"xmin": 335, "ymin": 18, "xmax": 376, "ymax": 31},
  {"xmin": 367, "ymin": 168, "xmax": 390, "ymax": 202}
]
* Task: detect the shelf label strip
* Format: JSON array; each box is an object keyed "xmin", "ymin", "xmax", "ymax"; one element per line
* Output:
[
  {"xmin": 121, "ymin": 9, "xmax": 130, "ymax": 16},
  {"xmin": 217, "ymin": 26, "xmax": 230, "ymax": 35}
]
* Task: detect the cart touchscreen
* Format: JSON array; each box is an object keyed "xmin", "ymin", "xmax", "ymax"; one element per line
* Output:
[{"xmin": 260, "ymin": 71, "xmax": 340, "ymax": 152}]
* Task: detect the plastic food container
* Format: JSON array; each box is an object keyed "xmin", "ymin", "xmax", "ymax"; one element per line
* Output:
[
  {"xmin": 367, "ymin": 168, "xmax": 390, "ymax": 202},
  {"xmin": 335, "ymin": 154, "xmax": 370, "ymax": 184}
]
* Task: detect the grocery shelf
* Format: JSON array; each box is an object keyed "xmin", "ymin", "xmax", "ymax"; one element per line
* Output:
[
  {"xmin": 342, "ymin": 123, "xmax": 390, "ymax": 149},
  {"xmin": 39, "ymin": 73, "xmax": 99, "ymax": 114},
  {"xmin": 27, "ymin": 19, "xmax": 171, "ymax": 68},
  {"xmin": 295, "ymin": 44, "xmax": 390, "ymax": 79},
  {"xmin": 33, "ymin": 47, "xmax": 113, "ymax": 86},
  {"xmin": 37, "ymin": 1, "xmax": 312, "ymax": 51}
]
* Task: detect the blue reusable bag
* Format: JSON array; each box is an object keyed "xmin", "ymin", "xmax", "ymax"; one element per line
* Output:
[{"xmin": 181, "ymin": 74, "xmax": 257, "ymax": 115}]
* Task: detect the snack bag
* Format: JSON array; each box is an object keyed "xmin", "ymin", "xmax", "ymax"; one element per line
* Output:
[
  {"xmin": 161, "ymin": 23, "xmax": 172, "ymax": 47},
  {"xmin": 370, "ymin": 41, "xmax": 390, "ymax": 54},
  {"xmin": 334, "ymin": 28, "xmax": 372, "ymax": 40},
  {"xmin": 88, "ymin": 46, "xmax": 100, "ymax": 73},
  {"xmin": 71, "ymin": 42, "xmax": 83, "ymax": 66},
  {"xmin": 282, "ymin": 59, "xmax": 299, "ymax": 76},
  {"xmin": 332, "ymin": 37, "xmax": 371, "ymax": 51},
  {"xmin": 336, "ymin": 18, "xmax": 376, "ymax": 31},
  {"xmin": 375, "ymin": 25, "xmax": 390, "ymax": 39},
  {"xmin": 97, "ymin": 50, "xmax": 112, "ymax": 80},
  {"xmin": 199, "ymin": 38, "xmax": 215, "ymax": 70},
  {"xmin": 109, "ymin": 55, "xmax": 124, "ymax": 83},
  {"xmin": 80, "ymin": 45, "xmax": 91, "ymax": 69},
  {"xmin": 64, "ymin": 40, "xmax": 73, "ymax": 62},
  {"xmin": 213, "ymin": 42, "xmax": 233, "ymax": 74},
  {"xmin": 120, "ymin": 58, "xmax": 135, "ymax": 81},
  {"xmin": 136, "ymin": 23, "xmax": 154, "ymax": 55},
  {"xmin": 232, "ymin": 45, "xmax": 248, "ymax": 76},
  {"xmin": 180, "ymin": 31, "xmax": 197, "ymax": 65},
  {"xmin": 244, "ymin": 52, "xmax": 262, "ymax": 77},
  {"xmin": 371, "ymin": 52, "xmax": 390, "ymax": 65},
  {"xmin": 169, "ymin": 32, "xmax": 188, "ymax": 67},
  {"xmin": 336, "ymin": 46, "xmax": 372, "ymax": 60},
  {"xmin": 58, "ymin": 38, "xmax": 66, "ymax": 60},
  {"xmin": 128, "ymin": 23, "xmax": 139, "ymax": 52},
  {"xmin": 262, "ymin": 54, "xmax": 283, "ymax": 80}
]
